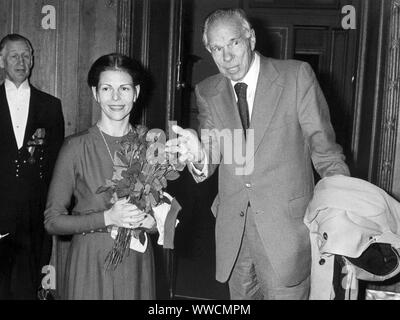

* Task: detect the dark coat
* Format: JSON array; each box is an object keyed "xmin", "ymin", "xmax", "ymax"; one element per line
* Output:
[{"xmin": 0, "ymin": 83, "xmax": 64, "ymax": 299}]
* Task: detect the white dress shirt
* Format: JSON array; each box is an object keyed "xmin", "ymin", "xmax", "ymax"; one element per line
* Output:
[
  {"xmin": 230, "ymin": 52, "xmax": 261, "ymax": 120},
  {"xmin": 5, "ymin": 78, "xmax": 31, "ymax": 149}
]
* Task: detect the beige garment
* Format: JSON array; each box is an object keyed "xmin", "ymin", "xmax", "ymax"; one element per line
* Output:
[{"xmin": 305, "ymin": 175, "xmax": 400, "ymax": 299}]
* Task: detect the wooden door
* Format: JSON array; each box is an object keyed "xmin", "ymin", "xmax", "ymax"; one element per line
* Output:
[
  {"xmin": 130, "ymin": 0, "xmax": 187, "ymax": 299},
  {"xmin": 130, "ymin": 0, "xmax": 185, "ymax": 130},
  {"xmin": 244, "ymin": 0, "xmax": 360, "ymax": 172}
]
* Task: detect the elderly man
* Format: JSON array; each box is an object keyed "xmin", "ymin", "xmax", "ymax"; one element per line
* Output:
[
  {"xmin": 166, "ymin": 8, "xmax": 350, "ymax": 299},
  {"xmin": 0, "ymin": 34, "xmax": 64, "ymax": 299}
]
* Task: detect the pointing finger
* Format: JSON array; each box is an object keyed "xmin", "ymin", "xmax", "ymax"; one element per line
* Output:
[{"xmin": 172, "ymin": 125, "xmax": 192, "ymax": 139}]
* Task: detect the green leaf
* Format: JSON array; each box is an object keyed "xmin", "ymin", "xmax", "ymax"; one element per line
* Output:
[
  {"xmin": 105, "ymin": 179, "xmax": 116, "ymax": 187},
  {"xmin": 142, "ymin": 163, "xmax": 152, "ymax": 175},
  {"xmin": 150, "ymin": 189, "xmax": 160, "ymax": 203},
  {"xmin": 133, "ymin": 180, "xmax": 144, "ymax": 192},
  {"xmin": 96, "ymin": 185, "xmax": 112, "ymax": 194},
  {"xmin": 144, "ymin": 195, "xmax": 151, "ymax": 210},
  {"xmin": 128, "ymin": 162, "xmax": 141, "ymax": 175},
  {"xmin": 165, "ymin": 170, "xmax": 180, "ymax": 181},
  {"xmin": 116, "ymin": 178, "xmax": 130, "ymax": 190},
  {"xmin": 96, "ymin": 179, "xmax": 116, "ymax": 194},
  {"xmin": 153, "ymin": 168, "xmax": 165, "ymax": 178},
  {"xmin": 116, "ymin": 187, "xmax": 130, "ymax": 198},
  {"xmin": 152, "ymin": 178, "xmax": 163, "ymax": 191},
  {"xmin": 113, "ymin": 152, "xmax": 129, "ymax": 167},
  {"xmin": 160, "ymin": 176, "xmax": 167, "ymax": 188},
  {"xmin": 174, "ymin": 161, "xmax": 186, "ymax": 172},
  {"xmin": 138, "ymin": 173, "xmax": 146, "ymax": 182},
  {"xmin": 148, "ymin": 192, "xmax": 158, "ymax": 207},
  {"xmin": 133, "ymin": 198, "xmax": 146, "ymax": 211},
  {"xmin": 161, "ymin": 195, "xmax": 171, "ymax": 205}
]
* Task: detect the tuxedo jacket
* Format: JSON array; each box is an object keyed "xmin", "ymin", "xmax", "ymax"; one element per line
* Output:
[
  {"xmin": 192, "ymin": 54, "xmax": 350, "ymax": 286},
  {"xmin": 0, "ymin": 83, "xmax": 64, "ymax": 234}
]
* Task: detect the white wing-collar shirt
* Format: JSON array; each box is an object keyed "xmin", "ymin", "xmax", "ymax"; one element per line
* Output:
[{"xmin": 5, "ymin": 78, "xmax": 31, "ymax": 149}]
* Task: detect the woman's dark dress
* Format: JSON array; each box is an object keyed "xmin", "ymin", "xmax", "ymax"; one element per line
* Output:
[{"xmin": 44, "ymin": 125, "xmax": 155, "ymax": 299}]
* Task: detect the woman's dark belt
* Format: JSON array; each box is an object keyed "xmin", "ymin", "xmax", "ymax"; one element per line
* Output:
[{"xmin": 81, "ymin": 226, "xmax": 112, "ymax": 235}]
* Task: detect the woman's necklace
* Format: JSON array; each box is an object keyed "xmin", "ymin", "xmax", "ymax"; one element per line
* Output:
[{"xmin": 97, "ymin": 124, "xmax": 133, "ymax": 166}]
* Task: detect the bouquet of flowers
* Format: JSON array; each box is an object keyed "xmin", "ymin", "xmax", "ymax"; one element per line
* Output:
[{"xmin": 96, "ymin": 125, "xmax": 184, "ymax": 270}]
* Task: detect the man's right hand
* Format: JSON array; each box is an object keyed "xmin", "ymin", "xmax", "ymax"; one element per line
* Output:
[{"xmin": 165, "ymin": 125, "xmax": 205, "ymax": 166}]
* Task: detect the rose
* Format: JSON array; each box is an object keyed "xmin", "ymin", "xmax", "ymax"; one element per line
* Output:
[{"xmin": 96, "ymin": 124, "xmax": 185, "ymax": 270}]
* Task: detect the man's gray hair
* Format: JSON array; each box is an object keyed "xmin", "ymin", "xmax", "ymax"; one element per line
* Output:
[
  {"xmin": 202, "ymin": 8, "xmax": 252, "ymax": 49},
  {"xmin": 0, "ymin": 34, "xmax": 33, "ymax": 55}
]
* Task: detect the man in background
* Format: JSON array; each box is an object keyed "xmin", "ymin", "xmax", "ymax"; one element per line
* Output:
[{"xmin": 0, "ymin": 33, "xmax": 64, "ymax": 299}]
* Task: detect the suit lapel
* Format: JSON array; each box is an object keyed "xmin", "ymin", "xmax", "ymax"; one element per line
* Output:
[
  {"xmin": 211, "ymin": 77, "xmax": 247, "ymax": 171},
  {"xmin": 23, "ymin": 86, "xmax": 38, "ymax": 147},
  {"xmin": 212, "ymin": 77, "xmax": 243, "ymax": 130},
  {"xmin": 207, "ymin": 57, "xmax": 283, "ymax": 163},
  {"xmin": 250, "ymin": 57, "xmax": 283, "ymax": 155},
  {"xmin": 0, "ymin": 84, "xmax": 18, "ymax": 150}
]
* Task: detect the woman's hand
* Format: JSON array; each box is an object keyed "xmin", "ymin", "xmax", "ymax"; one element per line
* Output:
[{"xmin": 104, "ymin": 197, "xmax": 146, "ymax": 228}]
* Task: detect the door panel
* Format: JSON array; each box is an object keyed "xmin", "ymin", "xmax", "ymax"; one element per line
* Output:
[{"xmin": 256, "ymin": 26, "xmax": 290, "ymax": 59}]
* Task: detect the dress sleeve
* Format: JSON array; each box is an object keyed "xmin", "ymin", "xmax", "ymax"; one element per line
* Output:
[{"xmin": 44, "ymin": 138, "xmax": 106, "ymax": 235}]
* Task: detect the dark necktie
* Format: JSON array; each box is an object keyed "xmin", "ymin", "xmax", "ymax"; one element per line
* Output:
[{"xmin": 234, "ymin": 82, "xmax": 250, "ymax": 135}]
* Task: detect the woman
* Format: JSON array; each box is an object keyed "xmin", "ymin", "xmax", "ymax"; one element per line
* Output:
[{"xmin": 44, "ymin": 54, "xmax": 158, "ymax": 299}]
